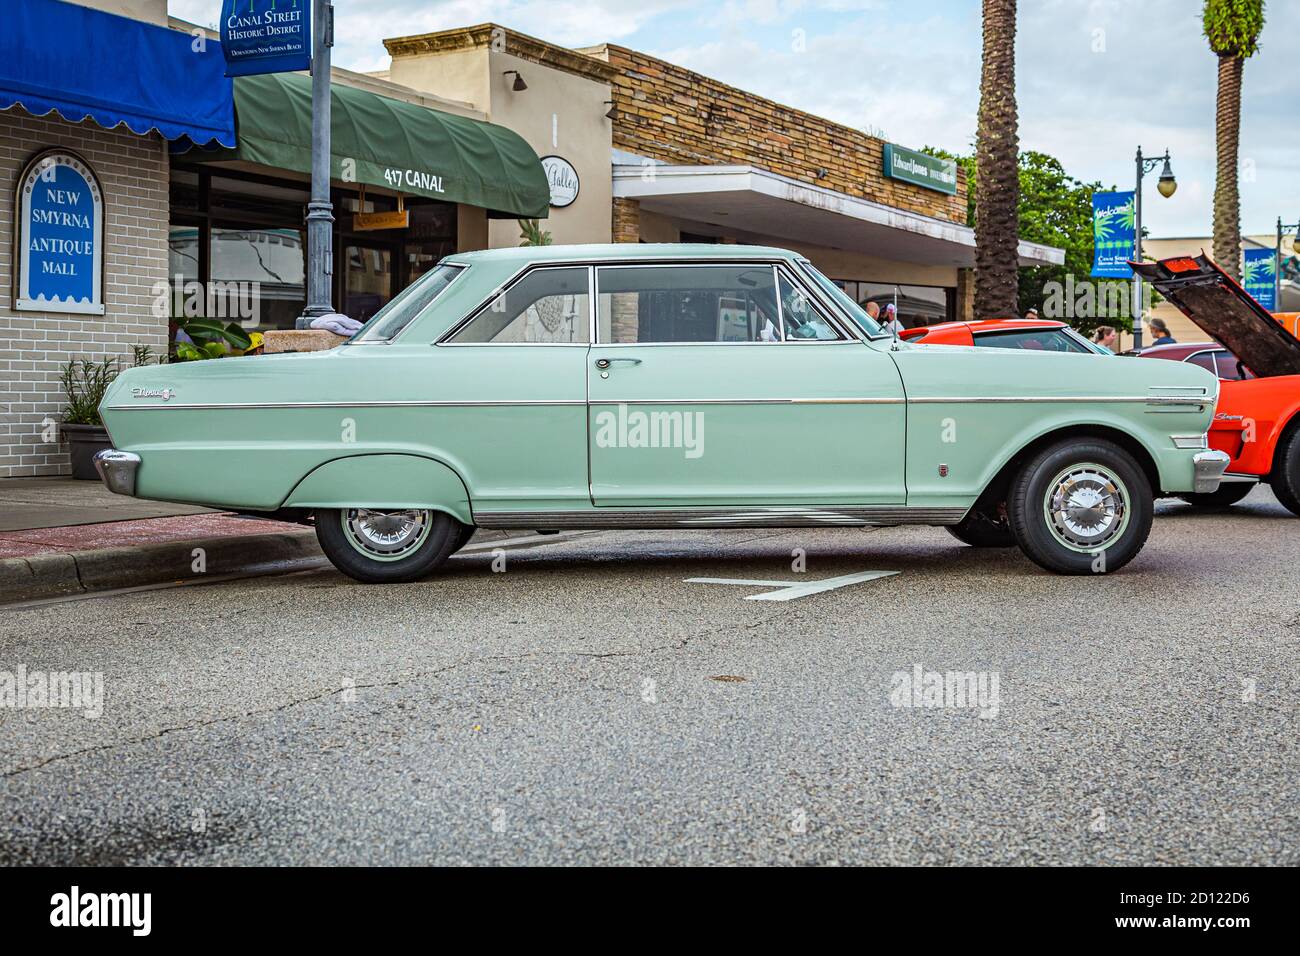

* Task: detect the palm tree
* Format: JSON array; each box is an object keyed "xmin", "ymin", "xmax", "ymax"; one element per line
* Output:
[
  {"xmin": 974, "ymin": 0, "xmax": 1020, "ymax": 319},
  {"xmin": 1203, "ymin": 0, "xmax": 1266, "ymax": 281}
]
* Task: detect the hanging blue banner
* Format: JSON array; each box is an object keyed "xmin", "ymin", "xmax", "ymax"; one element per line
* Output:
[
  {"xmin": 1090, "ymin": 191, "xmax": 1136, "ymax": 278},
  {"xmin": 1242, "ymin": 247, "xmax": 1277, "ymax": 310},
  {"xmin": 220, "ymin": 0, "xmax": 311, "ymax": 78}
]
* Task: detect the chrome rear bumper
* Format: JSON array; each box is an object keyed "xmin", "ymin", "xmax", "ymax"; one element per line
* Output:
[
  {"xmin": 93, "ymin": 449, "xmax": 141, "ymax": 497},
  {"xmin": 1192, "ymin": 450, "xmax": 1231, "ymax": 494}
]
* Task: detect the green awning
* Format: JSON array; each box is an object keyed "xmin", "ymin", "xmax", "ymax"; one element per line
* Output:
[{"xmin": 198, "ymin": 72, "xmax": 549, "ymax": 218}]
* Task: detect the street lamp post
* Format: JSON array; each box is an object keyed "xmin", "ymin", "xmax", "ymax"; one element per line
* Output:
[
  {"xmin": 1276, "ymin": 216, "xmax": 1300, "ymax": 311},
  {"xmin": 298, "ymin": 0, "xmax": 335, "ymax": 328},
  {"xmin": 1132, "ymin": 147, "xmax": 1177, "ymax": 350}
]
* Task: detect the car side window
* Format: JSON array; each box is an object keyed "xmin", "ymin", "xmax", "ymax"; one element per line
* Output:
[
  {"xmin": 447, "ymin": 267, "xmax": 589, "ymax": 344},
  {"xmin": 1186, "ymin": 351, "xmax": 1218, "ymax": 376},
  {"xmin": 973, "ymin": 329, "xmax": 1091, "ymax": 353},
  {"xmin": 778, "ymin": 273, "xmax": 842, "ymax": 340},
  {"xmin": 1212, "ymin": 350, "xmax": 1254, "ymax": 380},
  {"xmin": 596, "ymin": 264, "xmax": 782, "ymax": 343}
]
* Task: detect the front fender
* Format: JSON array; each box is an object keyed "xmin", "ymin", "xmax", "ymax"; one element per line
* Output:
[{"xmin": 282, "ymin": 454, "xmax": 473, "ymax": 524}]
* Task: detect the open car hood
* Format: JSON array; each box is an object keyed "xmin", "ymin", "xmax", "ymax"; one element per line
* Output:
[{"xmin": 1130, "ymin": 253, "xmax": 1300, "ymax": 378}]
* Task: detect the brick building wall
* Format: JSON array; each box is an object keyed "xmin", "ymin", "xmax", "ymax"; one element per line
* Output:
[
  {"xmin": 589, "ymin": 44, "xmax": 968, "ymax": 226},
  {"xmin": 0, "ymin": 108, "xmax": 169, "ymax": 478}
]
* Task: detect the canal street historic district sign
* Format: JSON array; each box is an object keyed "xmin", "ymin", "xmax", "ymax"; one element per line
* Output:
[
  {"xmin": 15, "ymin": 150, "xmax": 104, "ymax": 315},
  {"xmin": 882, "ymin": 144, "xmax": 958, "ymax": 195},
  {"xmin": 220, "ymin": 0, "xmax": 311, "ymax": 77}
]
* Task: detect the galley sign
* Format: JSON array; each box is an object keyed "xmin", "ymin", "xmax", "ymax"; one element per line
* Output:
[
  {"xmin": 15, "ymin": 151, "xmax": 103, "ymax": 315},
  {"xmin": 541, "ymin": 156, "xmax": 580, "ymax": 208}
]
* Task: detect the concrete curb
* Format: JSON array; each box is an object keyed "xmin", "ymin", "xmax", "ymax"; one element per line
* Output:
[
  {"xmin": 0, "ymin": 529, "xmax": 322, "ymax": 605},
  {"xmin": 0, "ymin": 527, "xmax": 581, "ymax": 605}
]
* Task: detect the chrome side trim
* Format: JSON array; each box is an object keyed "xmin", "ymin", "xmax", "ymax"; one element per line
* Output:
[
  {"xmin": 473, "ymin": 506, "xmax": 967, "ymax": 529},
  {"xmin": 1171, "ymin": 433, "xmax": 1209, "ymax": 449},
  {"xmin": 1220, "ymin": 472, "xmax": 1259, "ymax": 484},
  {"xmin": 107, "ymin": 395, "xmax": 1209, "ymax": 411},
  {"xmin": 93, "ymin": 449, "xmax": 141, "ymax": 497},
  {"xmin": 104, "ymin": 399, "xmax": 588, "ymax": 411},
  {"xmin": 909, "ymin": 395, "xmax": 1209, "ymax": 405}
]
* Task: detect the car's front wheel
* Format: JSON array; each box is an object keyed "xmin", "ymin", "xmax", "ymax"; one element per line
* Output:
[
  {"xmin": 1268, "ymin": 426, "xmax": 1300, "ymax": 517},
  {"xmin": 1006, "ymin": 439, "xmax": 1153, "ymax": 574},
  {"xmin": 315, "ymin": 508, "xmax": 466, "ymax": 583}
]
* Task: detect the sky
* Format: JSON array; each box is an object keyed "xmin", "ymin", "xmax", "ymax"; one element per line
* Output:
[{"xmin": 170, "ymin": 0, "xmax": 1300, "ymax": 240}]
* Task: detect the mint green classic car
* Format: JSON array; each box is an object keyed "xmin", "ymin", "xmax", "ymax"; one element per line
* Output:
[{"xmin": 96, "ymin": 244, "xmax": 1229, "ymax": 580}]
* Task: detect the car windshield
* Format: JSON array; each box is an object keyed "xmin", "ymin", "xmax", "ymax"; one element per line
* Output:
[
  {"xmin": 351, "ymin": 263, "xmax": 464, "ymax": 342},
  {"xmin": 796, "ymin": 260, "xmax": 884, "ymax": 337}
]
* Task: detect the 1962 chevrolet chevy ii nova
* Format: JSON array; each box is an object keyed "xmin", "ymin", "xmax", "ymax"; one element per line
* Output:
[{"xmin": 95, "ymin": 244, "xmax": 1229, "ymax": 580}]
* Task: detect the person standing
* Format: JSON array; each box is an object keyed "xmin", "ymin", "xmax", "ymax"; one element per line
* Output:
[
  {"xmin": 1146, "ymin": 317, "xmax": 1177, "ymax": 347},
  {"xmin": 1091, "ymin": 325, "xmax": 1118, "ymax": 352}
]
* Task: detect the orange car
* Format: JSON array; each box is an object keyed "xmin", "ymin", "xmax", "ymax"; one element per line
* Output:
[
  {"xmin": 1131, "ymin": 255, "xmax": 1300, "ymax": 514},
  {"xmin": 898, "ymin": 318, "xmax": 1107, "ymax": 353}
]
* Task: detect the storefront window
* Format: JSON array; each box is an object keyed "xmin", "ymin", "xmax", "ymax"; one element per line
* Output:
[
  {"xmin": 210, "ymin": 227, "xmax": 306, "ymax": 330},
  {"xmin": 835, "ymin": 279, "xmax": 955, "ymax": 328},
  {"xmin": 169, "ymin": 166, "xmax": 457, "ymax": 331}
]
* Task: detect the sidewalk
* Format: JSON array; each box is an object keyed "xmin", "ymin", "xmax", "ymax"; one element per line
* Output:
[{"xmin": 0, "ymin": 477, "xmax": 532, "ymax": 604}]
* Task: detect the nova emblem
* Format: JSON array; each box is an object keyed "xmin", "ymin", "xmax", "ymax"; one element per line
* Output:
[{"xmin": 131, "ymin": 387, "xmax": 175, "ymax": 401}]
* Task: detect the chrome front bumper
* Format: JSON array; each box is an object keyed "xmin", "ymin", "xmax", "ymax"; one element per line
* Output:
[
  {"xmin": 93, "ymin": 449, "xmax": 141, "ymax": 497},
  {"xmin": 1192, "ymin": 449, "xmax": 1231, "ymax": 494}
]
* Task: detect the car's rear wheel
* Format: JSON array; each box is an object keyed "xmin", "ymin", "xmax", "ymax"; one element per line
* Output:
[
  {"xmin": 946, "ymin": 505, "xmax": 1015, "ymax": 547},
  {"xmin": 315, "ymin": 507, "xmax": 464, "ymax": 583},
  {"xmin": 1268, "ymin": 426, "xmax": 1300, "ymax": 517},
  {"xmin": 1177, "ymin": 483, "xmax": 1253, "ymax": 508},
  {"xmin": 1007, "ymin": 439, "xmax": 1153, "ymax": 574}
]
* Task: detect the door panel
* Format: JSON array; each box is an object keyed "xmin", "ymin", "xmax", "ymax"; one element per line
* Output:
[{"xmin": 587, "ymin": 344, "xmax": 906, "ymax": 505}]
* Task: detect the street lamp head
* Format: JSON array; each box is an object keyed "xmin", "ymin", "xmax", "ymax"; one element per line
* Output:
[{"xmin": 1156, "ymin": 153, "xmax": 1177, "ymax": 198}]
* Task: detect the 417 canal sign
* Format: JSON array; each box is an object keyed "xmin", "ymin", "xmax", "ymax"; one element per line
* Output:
[
  {"xmin": 220, "ymin": 0, "xmax": 311, "ymax": 77},
  {"xmin": 15, "ymin": 150, "xmax": 103, "ymax": 315}
]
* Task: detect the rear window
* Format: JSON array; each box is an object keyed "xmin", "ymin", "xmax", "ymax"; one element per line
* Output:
[
  {"xmin": 353, "ymin": 263, "xmax": 463, "ymax": 342},
  {"xmin": 973, "ymin": 328, "xmax": 1091, "ymax": 353}
]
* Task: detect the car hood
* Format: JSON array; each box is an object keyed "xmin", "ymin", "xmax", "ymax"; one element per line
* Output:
[{"xmin": 1130, "ymin": 253, "xmax": 1300, "ymax": 378}]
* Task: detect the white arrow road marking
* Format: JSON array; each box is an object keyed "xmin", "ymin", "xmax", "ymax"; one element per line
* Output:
[{"xmin": 685, "ymin": 569, "xmax": 899, "ymax": 602}]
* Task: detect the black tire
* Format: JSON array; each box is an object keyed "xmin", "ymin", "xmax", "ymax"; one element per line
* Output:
[
  {"xmin": 1177, "ymin": 483, "xmax": 1253, "ymax": 509},
  {"xmin": 1268, "ymin": 426, "xmax": 1300, "ymax": 517},
  {"xmin": 946, "ymin": 507, "xmax": 1015, "ymax": 547},
  {"xmin": 1006, "ymin": 438, "xmax": 1153, "ymax": 575},
  {"xmin": 315, "ymin": 507, "xmax": 463, "ymax": 583}
]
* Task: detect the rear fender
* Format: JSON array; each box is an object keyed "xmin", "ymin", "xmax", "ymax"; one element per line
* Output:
[{"xmin": 282, "ymin": 454, "xmax": 473, "ymax": 525}]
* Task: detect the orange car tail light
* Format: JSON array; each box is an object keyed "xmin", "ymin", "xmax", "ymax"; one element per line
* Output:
[{"xmin": 1163, "ymin": 257, "xmax": 1201, "ymax": 273}]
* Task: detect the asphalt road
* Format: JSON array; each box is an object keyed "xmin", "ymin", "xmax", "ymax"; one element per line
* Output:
[{"xmin": 2, "ymin": 488, "xmax": 1296, "ymax": 866}]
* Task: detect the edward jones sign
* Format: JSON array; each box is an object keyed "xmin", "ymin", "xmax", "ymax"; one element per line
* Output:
[{"xmin": 882, "ymin": 144, "xmax": 958, "ymax": 195}]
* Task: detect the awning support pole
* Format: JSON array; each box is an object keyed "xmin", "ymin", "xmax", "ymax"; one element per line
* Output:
[{"xmin": 298, "ymin": 0, "xmax": 335, "ymax": 328}]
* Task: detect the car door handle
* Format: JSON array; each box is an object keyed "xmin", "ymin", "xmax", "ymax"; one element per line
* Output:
[{"xmin": 595, "ymin": 357, "xmax": 642, "ymax": 369}]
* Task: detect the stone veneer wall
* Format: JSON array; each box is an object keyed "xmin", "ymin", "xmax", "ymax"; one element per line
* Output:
[
  {"xmin": 594, "ymin": 44, "xmax": 968, "ymax": 225},
  {"xmin": 0, "ymin": 108, "xmax": 169, "ymax": 477}
]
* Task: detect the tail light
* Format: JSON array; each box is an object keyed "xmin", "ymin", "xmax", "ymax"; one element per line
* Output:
[{"xmin": 1163, "ymin": 257, "xmax": 1201, "ymax": 274}]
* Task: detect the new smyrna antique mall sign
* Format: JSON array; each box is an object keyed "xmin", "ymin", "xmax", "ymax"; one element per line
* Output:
[{"xmin": 15, "ymin": 150, "xmax": 104, "ymax": 315}]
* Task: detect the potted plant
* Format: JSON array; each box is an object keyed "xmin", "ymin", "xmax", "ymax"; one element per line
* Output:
[{"xmin": 60, "ymin": 346, "xmax": 152, "ymax": 479}]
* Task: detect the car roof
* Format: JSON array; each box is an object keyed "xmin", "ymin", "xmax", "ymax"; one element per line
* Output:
[
  {"xmin": 1138, "ymin": 342, "xmax": 1222, "ymax": 358},
  {"xmin": 905, "ymin": 318, "xmax": 1068, "ymax": 336},
  {"xmin": 444, "ymin": 243, "xmax": 802, "ymax": 265}
]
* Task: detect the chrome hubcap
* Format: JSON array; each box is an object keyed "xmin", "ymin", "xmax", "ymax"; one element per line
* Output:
[
  {"xmin": 1044, "ymin": 464, "xmax": 1128, "ymax": 552},
  {"xmin": 342, "ymin": 509, "xmax": 431, "ymax": 560}
]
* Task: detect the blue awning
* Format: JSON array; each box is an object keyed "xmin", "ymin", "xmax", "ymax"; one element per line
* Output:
[{"xmin": 0, "ymin": 0, "xmax": 235, "ymax": 148}]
